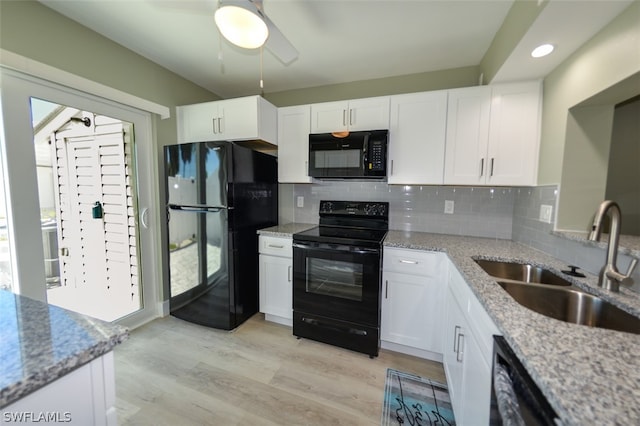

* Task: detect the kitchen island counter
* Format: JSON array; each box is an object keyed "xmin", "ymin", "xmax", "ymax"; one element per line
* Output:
[
  {"xmin": 0, "ymin": 290, "xmax": 129, "ymax": 408},
  {"xmin": 385, "ymin": 230, "xmax": 640, "ymax": 425}
]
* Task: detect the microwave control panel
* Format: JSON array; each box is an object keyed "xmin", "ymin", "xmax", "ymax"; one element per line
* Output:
[{"xmin": 368, "ymin": 139, "xmax": 386, "ymax": 171}]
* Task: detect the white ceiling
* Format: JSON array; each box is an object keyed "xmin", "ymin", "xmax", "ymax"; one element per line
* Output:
[{"xmin": 38, "ymin": 0, "xmax": 633, "ymax": 99}]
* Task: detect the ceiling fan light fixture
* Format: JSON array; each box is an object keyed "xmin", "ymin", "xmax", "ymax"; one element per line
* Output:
[
  {"xmin": 531, "ymin": 43, "xmax": 554, "ymax": 58},
  {"xmin": 215, "ymin": 5, "xmax": 269, "ymax": 49}
]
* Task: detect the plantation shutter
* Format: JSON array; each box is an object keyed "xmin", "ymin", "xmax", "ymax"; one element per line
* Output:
[{"xmin": 51, "ymin": 115, "xmax": 140, "ymax": 320}]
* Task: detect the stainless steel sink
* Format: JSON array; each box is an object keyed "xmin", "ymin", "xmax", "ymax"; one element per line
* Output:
[
  {"xmin": 497, "ymin": 281, "xmax": 640, "ymax": 335},
  {"xmin": 475, "ymin": 259, "xmax": 572, "ymax": 286}
]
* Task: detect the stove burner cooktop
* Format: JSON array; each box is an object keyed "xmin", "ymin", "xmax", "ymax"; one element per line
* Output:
[
  {"xmin": 293, "ymin": 225, "xmax": 387, "ymax": 247},
  {"xmin": 292, "ymin": 200, "xmax": 389, "ymax": 248}
]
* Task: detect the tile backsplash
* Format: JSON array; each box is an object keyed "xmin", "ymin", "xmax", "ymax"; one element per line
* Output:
[
  {"xmin": 284, "ymin": 181, "xmax": 516, "ymax": 239},
  {"xmin": 279, "ymin": 181, "xmax": 639, "ymax": 292}
]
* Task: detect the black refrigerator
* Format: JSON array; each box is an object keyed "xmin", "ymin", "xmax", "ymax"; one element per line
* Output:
[{"xmin": 164, "ymin": 141, "xmax": 277, "ymax": 330}]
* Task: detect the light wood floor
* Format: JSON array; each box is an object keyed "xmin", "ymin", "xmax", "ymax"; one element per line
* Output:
[{"xmin": 114, "ymin": 314, "xmax": 447, "ymax": 425}]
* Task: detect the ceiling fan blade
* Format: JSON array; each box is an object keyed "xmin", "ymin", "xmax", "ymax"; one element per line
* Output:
[
  {"xmin": 261, "ymin": 14, "xmax": 299, "ymax": 64},
  {"xmin": 249, "ymin": 0, "xmax": 298, "ymax": 64}
]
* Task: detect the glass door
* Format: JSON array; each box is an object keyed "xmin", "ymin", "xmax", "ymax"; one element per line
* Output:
[
  {"xmin": 31, "ymin": 97, "xmax": 143, "ymax": 322},
  {"xmin": 0, "ymin": 149, "xmax": 13, "ymax": 292},
  {"xmin": 0, "ymin": 69, "xmax": 161, "ymax": 327}
]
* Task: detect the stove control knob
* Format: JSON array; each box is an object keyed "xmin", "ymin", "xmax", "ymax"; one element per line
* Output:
[
  {"xmin": 321, "ymin": 201, "xmax": 333, "ymax": 213},
  {"xmin": 364, "ymin": 204, "xmax": 378, "ymax": 215}
]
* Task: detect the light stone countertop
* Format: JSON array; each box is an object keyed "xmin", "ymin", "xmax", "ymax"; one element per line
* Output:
[
  {"xmin": 0, "ymin": 290, "xmax": 129, "ymax": 408},
  {"xmin": 260, "ymin": 224, "xmax": 640, "ymax": 425},
  {"xmin": 257, "ymin": 223, "xmax": 317, "ymax": 237},
  {"xmin": 553, "ymin": 230, "xmax": 640, "ymax": 258},
  {"xmin": 384, "ymin": 230, "xmax": 640, "ymax": 426}
]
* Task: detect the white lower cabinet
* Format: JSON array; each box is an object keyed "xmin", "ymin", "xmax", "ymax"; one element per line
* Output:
[
  {"xmin": 3, "ymin": 353, "xmax": 117, "ymax": 426},
  {"xmin": 258, "ymin": 235, "xmax": 293, "ymax": 326},
  {"xmin": 381, "ymin": 248, "xmax": 447, "ymax": 358},
  {"xmin": 444, "ymin": 266, "xmax": 499, "ymax": 426}
]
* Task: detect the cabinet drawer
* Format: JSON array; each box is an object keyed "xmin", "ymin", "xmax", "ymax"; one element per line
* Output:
[
  {"xmin": 259, "ymin": 235, "xmax": 292, "ymax": 257},
  {"xmin": 383, "ymin": 248, "xmax": 444, "ymax": 276}
]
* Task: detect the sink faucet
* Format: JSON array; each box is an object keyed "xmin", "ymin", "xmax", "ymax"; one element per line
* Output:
[{"xmin": 588, "ymin": 200, "xmax": 638, "ymax": 292}]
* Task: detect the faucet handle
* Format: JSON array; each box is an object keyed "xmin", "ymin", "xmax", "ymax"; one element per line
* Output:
[
  {"xmin": 625, "ymin": 258, "xmax": 638, "ymax": 278},
  {"xmin": 614, "ymin": 259, "xmax": 639, "ymax": 288}
]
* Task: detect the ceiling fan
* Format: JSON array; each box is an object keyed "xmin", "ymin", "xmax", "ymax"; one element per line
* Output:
[{"xmin": 216, "ymin": 0, "xmax": 299, "ymax": 64}]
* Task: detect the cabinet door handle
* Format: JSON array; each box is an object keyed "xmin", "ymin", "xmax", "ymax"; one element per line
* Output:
[
  {"xmin": 268, "ymin": 244, "xmax": 284, "ymax": 249},
  {"xmin": 288, "ymin": 265, "xmax": 292, "ymax": 282},
  {"xmin": 218, "ymin": 117, "xmax": 223, "ymax": 134},
  {"xmin": 479, "ymin": 158, "xmax": 485, "ymax": 177},
  {"xmin": 349, "ymin": 108, "xmax": 354, "ymax": 126},
  {"xmin": 391, "ymin": 160, "xmax": 394, "ymax": 175},
  {"xmin": 399, "ymin": 259, "xmax": 418, "ymax": 265},
  {"xmin": 456, "ymin": 333, "xmax": 465, "ymax": 362},
  {"xmin": 453, "ymin": 325, "xmax": 461, "ymax": 352},
  {"xmin": 385, "ymin": 280, "xmax": 388, "ymax": 299},
  {"xmin": 490, "ymin": 158, "xmax": 495, "ymax": 177},
  {"xmin": 342, "ymin": 109, "xmax": 347, "ymax": 126},
  {"xmin": 212, "ymin": 117, "xmax": 217, "ymax": 134}
]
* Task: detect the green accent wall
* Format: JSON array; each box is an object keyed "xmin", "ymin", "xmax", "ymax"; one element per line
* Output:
[
  {"xmin": 0, "ymin": 0, "xmax": 220, "ymax": 148},
  {"xmin": 542, "ymin": 0, "xmax": 640, "ymax": 231},
  {"xmin": 264, "ymin": 66, "xmax": 480, "ymax": 107}
]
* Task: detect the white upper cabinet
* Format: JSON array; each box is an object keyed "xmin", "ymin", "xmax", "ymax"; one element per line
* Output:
[
  {"xmin": 177, "ymin": 95, "xmax": 277, "ymax": 144},
  {"xmin": 444, "ymin": 81, "xmax": 542, "ymax": 186},
  {"xmin": 388, "ymin": 90, "xmax": 448, "ymax": 185},
  {"xmin": 486, "ymin": 81, "xmax": 542, "ymax": 186},
  {"xmin": 278, "ymin": 105, "xmax": 312, "ymax": 183},
  {"xmin": 443, "ymin": 86, "xmax": 492, "ymax": 185},
  {"xmin": 310, "ymin": 96, "xmax": 390, "ymax": 133}
]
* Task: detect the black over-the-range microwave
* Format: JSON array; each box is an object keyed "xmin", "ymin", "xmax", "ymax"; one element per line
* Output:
[{"xmin": 308, "ymin": 130, "xmax": 388, "ymax": 179}]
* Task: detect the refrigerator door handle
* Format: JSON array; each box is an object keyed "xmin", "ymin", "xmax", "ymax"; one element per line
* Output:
[{"xmin": 167, "ymin": 203, "xmax": 230, "ymax": 213}]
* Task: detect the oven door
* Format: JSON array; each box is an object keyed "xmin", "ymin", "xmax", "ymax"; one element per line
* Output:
[{"xmin": 292, "ymin": 240, "xmax": 381, "ymax": 326}]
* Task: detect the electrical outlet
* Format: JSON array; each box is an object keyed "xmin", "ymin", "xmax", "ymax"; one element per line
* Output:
[
  {"xmin": 444, "ymin": 200, "xmax": 454, "ymax": 214},
  {"xmin": 539, "ymin": 204, "xmax": 553, "ymax": 223},
  {"xmin": 296, "ymin": 196, "xmax": 304, "ymax": 208}
]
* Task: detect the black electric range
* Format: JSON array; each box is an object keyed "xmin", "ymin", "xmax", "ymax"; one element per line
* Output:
[{"xmin": 292, "ymin": 200, "xmax": 389, "ymax": 357}]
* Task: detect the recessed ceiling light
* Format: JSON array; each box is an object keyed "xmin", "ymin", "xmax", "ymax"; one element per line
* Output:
[{"xmin": 531, "ymin": 44, "xmax": 554, "ymax": 58}]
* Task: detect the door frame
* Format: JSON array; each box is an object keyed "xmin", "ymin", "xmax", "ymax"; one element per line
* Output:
[{"xmin": 0, "ymin": 68, "xmax": 163, "ymax": 328}]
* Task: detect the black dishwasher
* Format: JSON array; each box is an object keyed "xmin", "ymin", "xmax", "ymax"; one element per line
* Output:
[{"xmin": 490, "ymin": 336, "xmax": 559, "ymax": 425}]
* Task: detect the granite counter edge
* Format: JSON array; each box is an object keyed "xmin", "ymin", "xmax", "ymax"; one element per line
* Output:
[{"xmin": 0, "ymin": 328, "xmax": 129, "ymax": 409}]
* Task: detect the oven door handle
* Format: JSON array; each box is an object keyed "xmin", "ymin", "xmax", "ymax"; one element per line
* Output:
[{"xmin": 292, "ymin": 242, "xmax": 379, "ymax": 254}]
